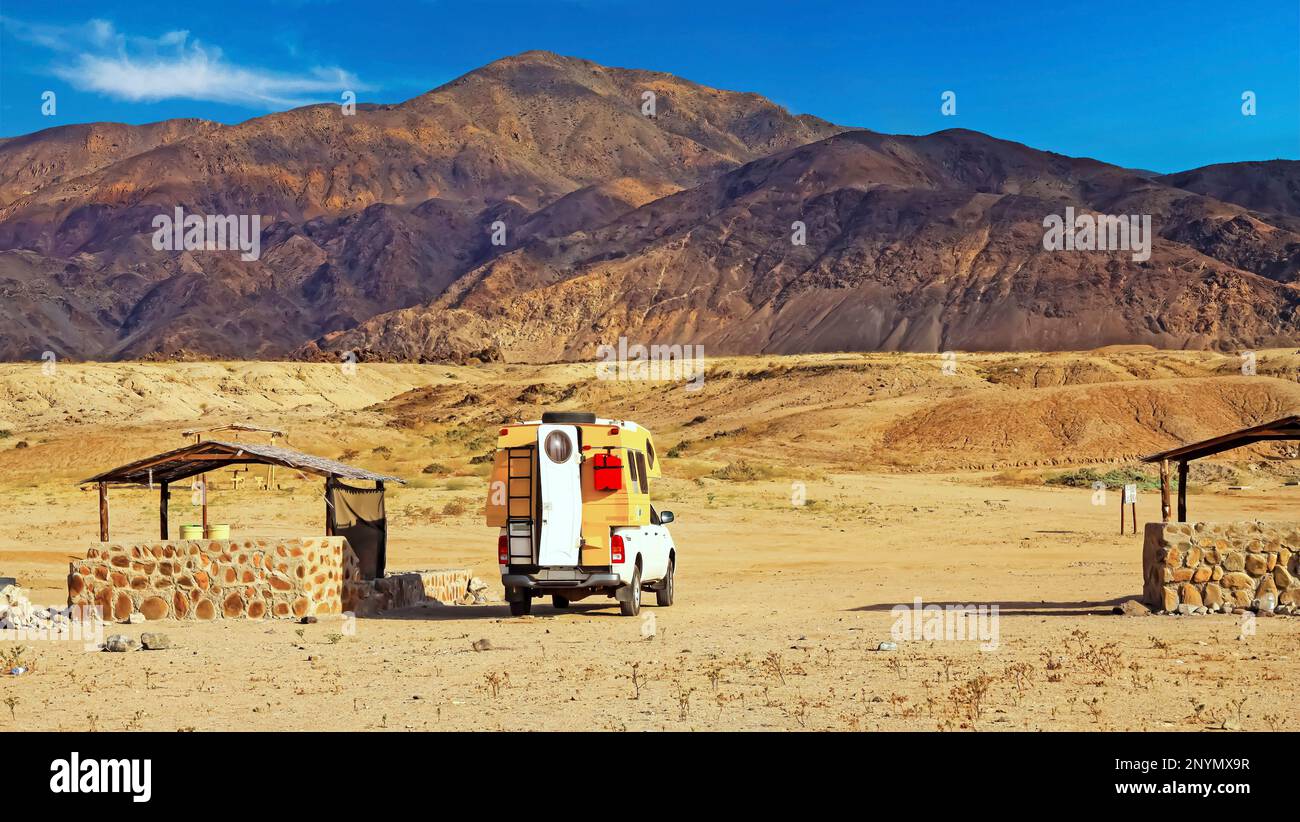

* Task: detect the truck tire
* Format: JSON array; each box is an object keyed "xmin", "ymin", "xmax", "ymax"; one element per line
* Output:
[
  {"xmin": 552, "ymin": 595, "xmax": 570, "ymax": 609},
  {"xmin": 619, "ymin": 566, "xmax": 642, "ymax": 616},
  {"xmin": 540, "ymin": 411, "xmax": 597, "ymax": 425},
  {"xmin": 656, "ymin": 558, "xmax": 675, "ymax": 607},
  {"xmin": 509, "ymin": 598, "xmax": 531, "ymax": 616}
]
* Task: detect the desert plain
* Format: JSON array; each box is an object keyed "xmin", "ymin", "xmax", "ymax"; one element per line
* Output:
[{"xmin": 2, "ymin": 348, "xmax": 1300, "ymax": 731}]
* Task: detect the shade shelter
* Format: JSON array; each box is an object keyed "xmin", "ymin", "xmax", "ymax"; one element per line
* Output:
[
  {"xmin": 1141, "ymin": 414, "xmax": 1300, "ymax": 522},
  {"xmin": 82, "ymin": 441, "xmax": 404, "ymax": 566},
  {"xmin": 180, "ymin": 424, "xmax": 285, "ymax": 440}
]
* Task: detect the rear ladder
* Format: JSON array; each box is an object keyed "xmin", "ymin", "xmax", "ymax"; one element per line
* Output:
[{"xmin": 505, "ymin": 446, "xmax": 536, "ymax": 564}]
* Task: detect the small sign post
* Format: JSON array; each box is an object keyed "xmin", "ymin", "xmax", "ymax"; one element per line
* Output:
[{"xmin": 1122, "ymin": 483, "xmax": 1138, "ymax": 534}]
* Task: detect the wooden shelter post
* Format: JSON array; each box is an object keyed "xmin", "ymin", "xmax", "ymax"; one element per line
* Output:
[
  {"xmin": 1159, "ymin": 459, "xmax": 1171, "ymax": 523},
  {"xmin": 98, "ymin": 481, "xmax": 109, "ymax": 542},
  {"xmin": 1177, "ymin": 460, "xmax": 1188, "ymax": 522},
  {"xmin": 160, "ymin": 481, "xmax": 170, "ymax": 540},
  {"xmin": 325, "ymin": 475, "xmax": 336, "ymax": 536}
]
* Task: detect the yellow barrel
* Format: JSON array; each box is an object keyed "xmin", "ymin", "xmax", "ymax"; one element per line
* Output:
[
  {"xmin": 180, "ymin": 525, "xmax": 204, "ymax": 539},
  {"xmin": 205, "ymin": 524, "xmax": 230, "ymax": 540}
]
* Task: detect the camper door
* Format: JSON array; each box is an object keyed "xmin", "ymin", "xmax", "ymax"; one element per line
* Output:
[{"xmin": 536, "ymin": 424, "xmax": 583, "ymax": 566}]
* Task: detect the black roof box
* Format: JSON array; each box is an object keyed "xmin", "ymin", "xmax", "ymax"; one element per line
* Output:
[{"xmin": 541, "ymin": 411, "xmax": 597, "ymax": 425}]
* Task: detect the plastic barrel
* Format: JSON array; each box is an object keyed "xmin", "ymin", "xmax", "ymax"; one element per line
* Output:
[
  {"xmin": 205, "ymin": 524, "xmax": 230, "ymax": 540},
  {"xmin": 180, "ymin": 525, "xmax": 204, "ymax": 540}
]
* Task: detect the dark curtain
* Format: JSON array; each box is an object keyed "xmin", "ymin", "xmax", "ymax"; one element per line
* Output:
[{"xmin": 330, "ymin": 482, "xmax": 387, "ymax": 580}]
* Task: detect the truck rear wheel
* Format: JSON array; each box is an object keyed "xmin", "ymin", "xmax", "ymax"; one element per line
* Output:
[
  {"xmin": 656, "ymin": 559, "xmax": 675, "ymax": 607},
  {"xmin": 619, "ymin": 567, "xmax": 642, "ymax": 616},
  {"xmin": 509, "ymin": 597, "xmax": 531, "ymax": 616}
]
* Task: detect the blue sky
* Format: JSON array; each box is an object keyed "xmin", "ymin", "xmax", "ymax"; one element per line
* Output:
[{"xmin": 0, "ymin": 0, "xmax": 1295, "ymax": 173}]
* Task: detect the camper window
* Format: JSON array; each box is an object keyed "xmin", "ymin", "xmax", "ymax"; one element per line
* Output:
[
  {"xmin": 627, "ymin": 450, "xmax": 639, "ymax": 486},
  {"xmin": 635, "ymin": 452, "xmax": 648, "ymax": 494}
]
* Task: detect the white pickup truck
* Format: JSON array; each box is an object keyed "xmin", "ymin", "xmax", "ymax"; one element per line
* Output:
[{"xmin": 486, "ymin": 412, "xmax": 677, "ymax": 616}]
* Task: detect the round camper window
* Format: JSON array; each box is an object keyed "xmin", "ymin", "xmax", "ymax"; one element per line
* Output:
[{"xmin": 544, "ymin": 430, "xmax": 573, "ymax": 463}]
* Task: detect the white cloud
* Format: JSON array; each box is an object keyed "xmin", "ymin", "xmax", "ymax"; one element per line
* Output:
[{"xmin": 3, "ymin": 17, "xmax": 369, "ymax": 109}]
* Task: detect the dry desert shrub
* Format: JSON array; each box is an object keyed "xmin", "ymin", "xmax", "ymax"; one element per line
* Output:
[
  {"xmin": 948, "ymin": 674, "xmax": 996, "ymax": 724},
  {"xmin": 484, "ymin": 671, "xmax": 510, "ymax": 698},
  {"xmin": 622, "ymin": 661, "xmax": 647, "ymax": 700},
  {"xmin": 442, "ymin": 499, "xmax": 469, "ymax": 516},
  {"xmin": 1003, "ymin": 662, "xmax": 1034, "ymax": 704},
  {"xmin": 761, "ymin": 651, "xmax": 786, "ymax": 685},
  {"xmin": 710, "ymin": 460, "xmax": 780, "ymax": 482},
  {"xmin": 1084, "ymin": 697, "xmax": 1105, "ymax": 725},
  {"xmin": 1065, "ymin": 630, "xmax": 1124, "ymax": 678},
  {"xmin": 0, "ymin": 645, "xmax": 36, "ymax": 673},
  {"xmin": 674, "ymin": 680, "xmax": 694, "ymax": 720},
  {"xmin": 781, "ymin": 694, "xmax": 810, "ymax": 728}
]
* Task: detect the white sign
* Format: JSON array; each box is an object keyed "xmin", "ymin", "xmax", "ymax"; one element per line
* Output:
[{"xmin": 1122, "ymin": 483, "xmax": 1137, "ymax": 504}]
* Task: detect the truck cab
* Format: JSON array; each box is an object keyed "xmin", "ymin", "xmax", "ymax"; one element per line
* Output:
[{"xmin": 486, "ymin": 411, "xmax": 677, "ymax": 616}]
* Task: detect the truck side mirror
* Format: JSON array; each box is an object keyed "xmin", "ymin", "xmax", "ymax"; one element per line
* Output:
[{"xmin": 659, "ymin": 511, "xmax": 674, "ymax": 524}]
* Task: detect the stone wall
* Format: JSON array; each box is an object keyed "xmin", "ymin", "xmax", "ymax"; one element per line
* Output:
[
  {"xmin": 1142, "ymin": 521, "xmax": 1300, "ymax": 614},
  {"xmin": 67, "ymin": 537, "xmax": 355, "ymax": 621},
  {"xmin": 342, "ymin": 569, "xmax": 477, "ymax": 615},
  {"xmin": 68, "ymin": 537, "xmax": 478, "ymax": 621}
]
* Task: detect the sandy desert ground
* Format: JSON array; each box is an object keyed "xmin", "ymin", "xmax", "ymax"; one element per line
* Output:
[{"xmin": 2, "ymin": 349, "xmax": 1300, "ymax": 731}]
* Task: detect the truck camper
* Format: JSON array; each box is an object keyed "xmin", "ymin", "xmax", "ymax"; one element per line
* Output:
[{"xmin": 486, "ymin": 411, "xmax": 677, "ymax": 616}]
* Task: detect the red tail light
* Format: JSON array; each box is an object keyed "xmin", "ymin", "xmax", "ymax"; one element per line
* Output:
[
  {"xmin": 498, "ymin": 534, "xmax": 509, "ymax": 565},
  {"xmin": 611, "ymin": 534, "xmax": 625, "ymax": 564}
]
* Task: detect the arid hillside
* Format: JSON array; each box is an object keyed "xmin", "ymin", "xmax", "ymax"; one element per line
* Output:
[
  {"xmin": 4, "ymin": 349, "xmax": 1300, "ymax": 483},
  {"xmin": 317, "ymin": 130, "xmax": 1300, "ymax": 362},
  {"xmin": 0, "ymin": 51, "xmax": 839, "ymax": 360},
  {"xmin": 1, "ymin": 52, "xmax": 1298, "ymax": 363}
]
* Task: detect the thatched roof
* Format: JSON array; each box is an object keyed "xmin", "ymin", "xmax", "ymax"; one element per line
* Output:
[{"xmin": 83, "ymin": 440, "xmax": 404, "ymax": 486}]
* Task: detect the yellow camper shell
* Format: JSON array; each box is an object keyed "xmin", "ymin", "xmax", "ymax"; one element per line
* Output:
[{"xmin": 485, "ymin": 417, "xmax": 661, "ymax": 566}]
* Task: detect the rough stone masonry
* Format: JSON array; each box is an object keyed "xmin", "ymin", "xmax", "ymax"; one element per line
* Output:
[
  {"xmin": 69, "ymin": 537, "xmax": 355, "ymax": 621},
  {"xmin": 68, "ymin": 536, "xmax": 477, "ymax": 621},
  {"xmin": 1143, "ymin": 521, "xmax": 1300, "ymax": 614}
]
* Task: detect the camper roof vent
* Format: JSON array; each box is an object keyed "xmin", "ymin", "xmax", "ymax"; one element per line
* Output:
[{"xmin": 541, "ymin": 411, "xmax": 597, "ymax": 425}]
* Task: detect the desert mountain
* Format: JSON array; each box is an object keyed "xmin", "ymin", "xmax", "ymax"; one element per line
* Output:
[
  {"xmin": 312, "ymin": 128, "xmax": 1300, "ymax": 361},
  {"xmin": 0, "ymin": 51, "xmax": 1296, "ymax": 362},
  {"xmin": 0, "ymin": 51, "xmax": 838, "ymax": 360},
  {"xmin": 0, "ymin": 118, "xmax": 223, "ymax": 207},
  {"xmin": 1159, "ymin": 160, "xmax": 1300, "ymax": 220}
]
